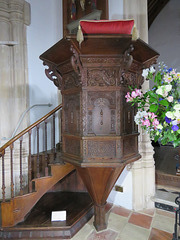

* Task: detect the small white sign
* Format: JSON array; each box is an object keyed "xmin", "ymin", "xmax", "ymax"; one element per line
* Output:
[{"xmin": 51, "ymin": 211, "xmax": 66, "ymax": 221}]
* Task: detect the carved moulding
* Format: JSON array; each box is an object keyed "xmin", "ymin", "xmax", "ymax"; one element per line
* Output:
[
  {"xmin": 43, "ymin": 61, "xmax": 62, "ymax": 90},
  {"xmin": 81, "ymin": 57, "xmax": 124, "ymax": 65}
]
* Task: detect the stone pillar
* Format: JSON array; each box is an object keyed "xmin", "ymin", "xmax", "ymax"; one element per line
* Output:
[
  {"xmin": 0, "ymin": 0, "xmax": 30, "ymax": 199},
  {"xmin": 123, "ymin": 0, "xmax": 155, "ymax": 210},
  {"xmin": 0, "ymin": 0, "xmax": 30, "ymax": 144}
]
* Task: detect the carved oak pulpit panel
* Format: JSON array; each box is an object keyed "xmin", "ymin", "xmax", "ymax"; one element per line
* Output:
[
  {"xmin": 40, "ymin": 34, "xmax": 159, "ymax": 231},
  {"xmin": 40, "ymin": 36, "xmax": 159, "ymax": 167}
]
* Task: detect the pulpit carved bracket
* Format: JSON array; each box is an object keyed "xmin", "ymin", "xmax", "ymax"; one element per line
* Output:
[
  {"xmin": 70, "ymin": 45, "xmax": 83, "ymax": 79},
  {"xmin": 43, "ymin": 61, "xmax": 63, "ymax": 90},
  {"xmin": 122, "ymin": 44, "xmax": 134, "ymax": 71}
]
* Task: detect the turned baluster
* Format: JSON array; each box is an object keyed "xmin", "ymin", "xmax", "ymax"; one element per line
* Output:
[
  {"xmin": 19, "ymin": 137, "xmax": 23, "ymax": 195},
  {"xmin": 28, "ymin": 130, "xmax": 32, "ymax": 193},
  {"xmin": 36, "ymin": 125, "xmax": 40, "ymax": 178},
  {"xmin": 53, "ymin": 113, "xmax": 56, "ymax": 162},
  {"xmin": 10, "ymin": 143, "xmax": 14, "ymax": 198},
  {"xmin": 1, "ymin": 151, "xmax": 6, "ymax": 202},
  {"xmin": 44, "ymin": 120, "xmax": 48, "ymax": 176}
]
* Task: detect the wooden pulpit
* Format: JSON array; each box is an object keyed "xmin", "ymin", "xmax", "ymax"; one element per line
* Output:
[{"xmin": 40, "ymin": 34, "xmax": 159, "ymax": 231}]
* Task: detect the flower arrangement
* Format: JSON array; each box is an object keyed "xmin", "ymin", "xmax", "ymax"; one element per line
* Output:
[{"xmin": 125, "ymin": 63, "xmax": 180, "ymax": 147}]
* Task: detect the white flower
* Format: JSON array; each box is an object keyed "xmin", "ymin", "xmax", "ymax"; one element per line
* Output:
[
  {"xmin": 149, "ymin": 66, "xmax": 156, "ymax": 74},
  {"xmin": 174, "ymin": 104, "xmax": 180, "ymax": 110},
  {"xmin": 176, "ymin": 72, "xmax": 180, "ymax": 78},
  {"xmin": 164, "ymin": 74, "xmax": 173, "ymax": 83},
  {"xmin": 172, "ymin": 120, "xmax": 178, "ymax": 125},
  {"xmin": 156, "ymin": 85, "xmax": 172, "ymax": 97},
  {"xmin": 166, "ymin": 111, "xmax": 175, "ymax": 119},
  {"xmin": 174, "ymin": 110, "xmax": 180, "ymax": 119},
  {"xmin": 156, "ymin": 87, "xmax": 163, "ymax": 96},
  {"xmin": 157, "ymin": 124, "xmax": 163, "ymax": 130},
  {"xmin": 134, "ymin": 111, "xmax": 147, "ymax": 124},
  {"xmin": 164, "ymin": 84, "xmax": 172, "ymax": 92},
  {"xmin": 166, "ymin": 96, "xmax": 173, "ymax": 102},
  {"xmin": 142, "ymin": 68, "xmax": 149, "ymax": 79}
]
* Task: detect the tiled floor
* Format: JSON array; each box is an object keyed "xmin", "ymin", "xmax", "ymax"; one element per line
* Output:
[{"xmin": 71, "ymin": 204, "xmax": 176, "ymax": 240}]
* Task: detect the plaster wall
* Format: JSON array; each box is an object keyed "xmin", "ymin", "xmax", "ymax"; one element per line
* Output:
[
  {"xmin": 26, "ymin": 0, "xmax": 62, "ymax": 152},
  {"xmin": 26, "ymin": 0, "xmax": 62, "ymax": 125}
]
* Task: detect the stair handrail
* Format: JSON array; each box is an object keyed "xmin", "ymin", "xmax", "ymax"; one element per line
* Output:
[
  {"xmin": 0, "ymin": 104, "xmax": 62, "ymax": 156},
  {"xmin": 11, "ymin": 103, "xmax": 53, "ymax": 139}
]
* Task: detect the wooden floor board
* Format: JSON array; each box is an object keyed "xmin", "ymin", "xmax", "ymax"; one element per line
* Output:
[{"xmin": 0, "ymin": 192, "xmax": 94, "ymax": 239}]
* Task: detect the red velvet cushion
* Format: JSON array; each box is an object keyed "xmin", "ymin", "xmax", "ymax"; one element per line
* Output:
[{"xmin": 80, "ymin": 20, "xmax": 134, "ymax": 35}]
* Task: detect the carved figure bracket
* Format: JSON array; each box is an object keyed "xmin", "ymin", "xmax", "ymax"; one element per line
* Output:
[
  {"xmin": 43, "ymin": 61, "xmax": 62, "ymax": 90},
  {"xmin": 70, "ymin": 45, "xmax": 83, "ymax": 79},
  {"xmin": 122, "ymin": 44, "xmax": 134, "ymax": 70}
]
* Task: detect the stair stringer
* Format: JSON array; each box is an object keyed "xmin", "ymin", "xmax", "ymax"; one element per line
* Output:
[{"xmin": 1, "ymin": 163, "xmax": 75, "ymax": 227}]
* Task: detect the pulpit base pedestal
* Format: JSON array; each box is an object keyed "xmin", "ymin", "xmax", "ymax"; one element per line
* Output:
[{"xmin": 76, "ymin": 165, "xmax": 125, "ymax": 231}]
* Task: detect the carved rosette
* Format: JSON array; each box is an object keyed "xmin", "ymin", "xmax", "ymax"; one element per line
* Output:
[{"xmin": 43, "ymin": 61, "xmax": 62, "ymax": 90}]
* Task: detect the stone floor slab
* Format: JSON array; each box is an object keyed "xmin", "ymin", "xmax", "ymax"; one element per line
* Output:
[
  {"xmin": 117, "ymin": 223, "xmax": 150, "ymax": 240},
  {"xmin": 152, "ymin": 213, "xmax": 175, "ymax": 233},
  {"xmin": 149, "ymin": 228, "xmax": 173, "ymax": 240},
  {"xmin": 128, "ymin": 212, "xmax": 153, "ymax": 229},
  {"xmin": 87, "ymin": 229, "xmax": 118, "ymax": 240},
  {"xmin": 107, "ymin": 212, "xmax": 128, "ymax": 232}
]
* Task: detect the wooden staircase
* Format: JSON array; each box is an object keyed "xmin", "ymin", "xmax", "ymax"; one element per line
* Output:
[
  {"xmin": 1, "ymin": 162, "xmax": 75, "ymax": 227},
  {"xmin": 0, "ymin": 105, "xmax": 93, "ymax": 239}
]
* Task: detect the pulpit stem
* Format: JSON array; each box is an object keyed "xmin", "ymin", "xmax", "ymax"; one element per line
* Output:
[{"xmin": 94, "ymin": 203, "xmax": 107, "ymax": 231}]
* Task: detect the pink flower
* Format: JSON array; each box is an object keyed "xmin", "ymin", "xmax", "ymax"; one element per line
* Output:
[
  {"xmin": 152, "ymin": 119, "xmax": 159, "ymax": 128},
  {"xmin": 164, "ymin": 74, "xmax": 173, "ymax": 83},
  {"xmin": 170, "ymin": 70, "xmax": 176, "ymax": 75},
  {"xmin": 125, "ymin": 92, "xmax": 133, "ymax": 102},
  {"xmin": 131, "ymin": 91, "xmax": 138, "ymax": 98},
  {"xmin": 148, "ymin": 112, "xmax": 157, "ymax": 119},
  {"xmin": 141, "ymin": 119, "xmax": 150, "ymax": 127},
  {"xmin": 135, "ymin": 88, "xmax": 143, "ymax": 97}
]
